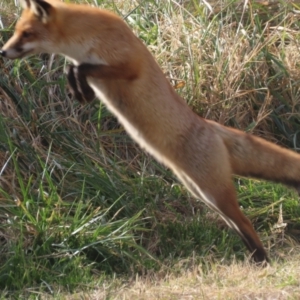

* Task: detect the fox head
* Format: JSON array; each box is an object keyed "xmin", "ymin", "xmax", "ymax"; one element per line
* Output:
[
  {"xmin": 0, "ymin": 0, "xmax": 135, "ymax": 66},
  {"xmin": 0, "ymin": 0, "xmax": 59, "ymax": 59}
]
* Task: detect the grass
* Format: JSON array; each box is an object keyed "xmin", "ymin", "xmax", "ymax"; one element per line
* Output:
[{"xmin": 0, "ymin": 0, "xmax": 300, "ymax": 298}]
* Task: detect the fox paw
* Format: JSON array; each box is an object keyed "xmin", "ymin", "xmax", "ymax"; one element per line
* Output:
[{"xmin": 66, "ymin": 64, "xmax": 95, "ymax": 103}]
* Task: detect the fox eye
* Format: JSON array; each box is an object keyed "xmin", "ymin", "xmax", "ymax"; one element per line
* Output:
[{"xmin": 22, "ymin": 31, "xmax": 32, "ymax": 38}]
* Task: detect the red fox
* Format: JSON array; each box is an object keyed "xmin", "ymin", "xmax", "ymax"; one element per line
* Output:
[{"xmin": 1, "ymin": 0, "xmax": 300, "ymax": 264}]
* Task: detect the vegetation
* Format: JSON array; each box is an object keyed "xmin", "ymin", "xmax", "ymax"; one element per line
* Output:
[{"xmin": 0, "ymin": 0, "xmax": 300, "ymax": 298}]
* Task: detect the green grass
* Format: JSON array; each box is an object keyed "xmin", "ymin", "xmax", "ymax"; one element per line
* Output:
[{"xmin": 0, "ymin": 0, "xmax": 300, "ymax": 298}]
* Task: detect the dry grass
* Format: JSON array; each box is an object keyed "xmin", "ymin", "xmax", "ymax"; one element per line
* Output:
[
  {"xmin": 57, "ymin": 251, "xmax": 300, "ymax": 300},
  {"xmin": 109, "ymin": 0, "xmax": 300, "ymax": 146}
]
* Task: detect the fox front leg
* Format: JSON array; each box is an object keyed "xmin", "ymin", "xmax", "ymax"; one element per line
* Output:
[
  {"xmin": 76, "ymin": 62, "xmax": 139, "ymax": 81},
  {"xmin": 66, "ymin": 64, "xmax": 95, "ymax": 103},
  {"xmin": 68, "ymin": 62, "xmax": 138, "ymax": 103}
]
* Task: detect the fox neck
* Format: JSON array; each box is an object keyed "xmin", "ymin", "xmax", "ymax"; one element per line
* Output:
[
  {"xmin": 61, "ymin": 44, "xmax": 107, "ymax": 66},
  {"xmin": 47, "ymin": 5, "xmax": 109, "ymax": 65},
  {"xmin": 54, "ymin": 31, "xmax": 107, "ymax": 66}
]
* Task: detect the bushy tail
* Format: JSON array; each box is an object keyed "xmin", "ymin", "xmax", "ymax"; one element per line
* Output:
[{"xmin": 209, "ymin": 120, "xmax": 300, "ymax": 194}]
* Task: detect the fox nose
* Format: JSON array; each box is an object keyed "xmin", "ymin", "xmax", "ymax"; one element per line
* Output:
[{"xmin": 0, "ymin": 50, "xmax": 6, "ymax": 57}]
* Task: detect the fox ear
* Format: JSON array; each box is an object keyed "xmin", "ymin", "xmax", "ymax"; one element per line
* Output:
[
  {"xmin": 20, "ymin": 0, "xmax": 31, "ymax": 9},
  {"xmin": 20, "ymin": 0, "xmax": 53, "ymax": 24}
]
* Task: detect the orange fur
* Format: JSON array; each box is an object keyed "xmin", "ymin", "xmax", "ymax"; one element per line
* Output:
[{"xmin": 2, "ymin": 0, "xmax": 300, "ymax": 264}]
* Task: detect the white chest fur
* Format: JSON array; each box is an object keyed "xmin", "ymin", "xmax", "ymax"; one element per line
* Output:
[{"xmin": 89, "ymin": 81, "xmax": 170, "ymax": 167}]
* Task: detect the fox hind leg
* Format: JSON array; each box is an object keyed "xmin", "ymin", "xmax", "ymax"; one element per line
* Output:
[
  {"xmin": 214, "ymin": 184, "xmax": 269, "ymax": 264},
  {"xmin": 177, "ymin": 171, "xmax": 268, "ymax": 264}
]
